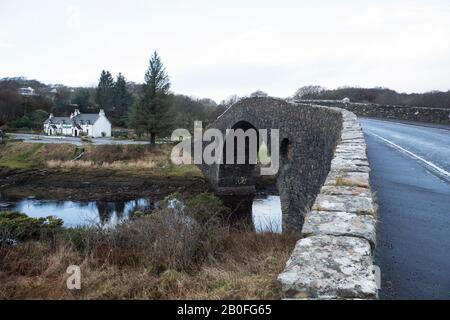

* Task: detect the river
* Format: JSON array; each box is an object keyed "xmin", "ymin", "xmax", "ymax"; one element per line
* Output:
[{"xmin": 0, "ymin": 195, "xmax": 282, "ymax": 233}]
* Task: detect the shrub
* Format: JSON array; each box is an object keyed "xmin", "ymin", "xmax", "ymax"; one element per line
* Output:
[
  {"xmin": 115, "ymin": 209, "xmax": 201, "ymax": 270},
  {"xmin": 0, "ymin": 211, "xmax": 63, "ymax": 243},
  {"xmin": 160, "ymin": 192, "xmax": 230, "ymax": 225},
  {"xmin": 81, "ymin": 136, "xmax": 93, "ymax": 143},
  {"xmin": 112, "ymin": 130, "xmax": 129, "ymax": 139},
  {"xmin": 0, "ymin": 207, "xmax": 299, "ymax": 299},
  {"xmin": 60, "ymin": 227, "xmax": 92, "ymax": 251},
  {"xmin": 56, "ymin": 208, "xmax": 201, "ymax": 270},
  {"xmin": 185, "ymin": 193, "xmax": 230, "ymax": 225}
]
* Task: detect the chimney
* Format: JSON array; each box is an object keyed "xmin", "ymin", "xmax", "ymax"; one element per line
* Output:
[
  {"xmin": 74, "ymin": 109, "xmax": 80, "ymax": 116},
  {"xmin": 99, "ymin": 109, "xmax": 105, "ymax": 116},
  {"xmin": 49, "ymin": 113, "xmax": 54, "ymax": 119}
]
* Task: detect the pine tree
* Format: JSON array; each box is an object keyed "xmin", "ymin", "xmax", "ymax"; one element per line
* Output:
[
  {"xmin": 129, "ymin": 52, "xmax": 173, "ymax": 145},
  {"xmin": 95, "ymin": 70, "xmax": 115, "ymax": 112},
  {"xmin": 113, "ymin": 73, "xmax": 133, "ymax": 126}
]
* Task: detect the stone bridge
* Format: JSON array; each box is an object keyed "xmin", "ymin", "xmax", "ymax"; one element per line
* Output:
[
  {"xmin": 200, "ymin": 97, "xmax": 343, "ymax": 231},
  {"xmin": 201, "ymin": 97, "xmax": 378, "ymax": 299}
]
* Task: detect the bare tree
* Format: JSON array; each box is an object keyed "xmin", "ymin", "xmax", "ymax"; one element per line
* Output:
[
  {"xmin": 293, "ymin": 85, "xmax": 325, "ymax": 99},
  {"xmin": 220, "ymin": 94, "xmax": 241, "ymax": 108}
]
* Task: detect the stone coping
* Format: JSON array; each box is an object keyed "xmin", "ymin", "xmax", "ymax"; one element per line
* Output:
[{"xmin": 278, "ymin": 107, "xmax": 378, "ymax": 299}]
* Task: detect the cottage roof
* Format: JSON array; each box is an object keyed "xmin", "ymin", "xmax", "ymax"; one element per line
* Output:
[
  {"xmin": 72, "ymin": 113, "xmax": 100, "ymax": 124},
  {"xmin": 44, "ymin": 111, "xmax": 104, "ymax": 126},
  {"xmin": 44, "ymin": 117, "xmax": 71, "ymax": 125}
]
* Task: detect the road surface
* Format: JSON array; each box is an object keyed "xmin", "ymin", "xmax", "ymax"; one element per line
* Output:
[
  {"xmin": 360, "ymin": 118, "xmax": 450, "ymax": 300},
  {"xmin": 10, "ymin": 133, "xmax": 151, "ymax": 145}
]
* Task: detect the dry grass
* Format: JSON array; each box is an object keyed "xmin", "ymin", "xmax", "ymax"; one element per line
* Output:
[
  {"xmin": 83, "ymin": 144, "xmax": 169, "ymax": 163},
  {"xmin": 45, "ymin": 144, "xmax": 202, "ymax": 176},
  {"xmin": 0, "ymin": 142, "xmax": 201, "ymax": 175},
  {"xmin": 0, "ymin": 209, "xmax": 298, "ymax": 300},
  {"xmin": 47, "ymin": 159, "xmax": 158, "ymax": 170},
  {"xmin": 45, "ymin": 145, "xmax": 169, "ymax": 171}
]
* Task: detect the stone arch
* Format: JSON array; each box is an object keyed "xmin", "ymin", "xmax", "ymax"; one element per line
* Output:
[
  {"xmin": 218, "ymin": 120, "xmax": 260, "ymax": 193},
  {"xmin": 280, "ymin": 138, "xmax": 291, "ymax": 162}
]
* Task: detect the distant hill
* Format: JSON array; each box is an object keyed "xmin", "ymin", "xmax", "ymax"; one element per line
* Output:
[
  {"xmin": 293, "ymin": 86, "xmax": 450, "ymax": 109},
  {"xmin": 0, "ymin": 77, "xmax": 220, "ymax": 129},
  {"xmin": 0, "ymin": 77, "xmax": 55, "ymax": 93}
]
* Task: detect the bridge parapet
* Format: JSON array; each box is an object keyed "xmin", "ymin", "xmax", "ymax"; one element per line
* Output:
[
  {"xmin": 278, "ymin": 108, "xmax": 378, "ymax": 299},
  {"xmin": 295, "ymin": 99, "xmax": 450, "ymax": 125}
]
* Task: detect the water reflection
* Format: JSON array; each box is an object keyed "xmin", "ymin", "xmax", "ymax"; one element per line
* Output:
[
  {"xmin": 0, "ymin": 195, "xmax": 283, "ymax": 233},
  {"xmin": 252, "ymin": 196, "xmax": 282, "ymax": 233},
  {"xmin": 1, "ymin": 198, "xmax": 153, "ymax": 227}
]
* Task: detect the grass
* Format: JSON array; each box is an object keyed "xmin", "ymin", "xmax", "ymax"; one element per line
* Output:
[
  {"xmin": 0, "ymin": 196, "xmax": 298, "ymax": 300},
  {"xmin": 0, "ymin": 159, "xmax": 30, "ymax": 169},
  {"xmin": 0, "ymin": 142, "xmax": 202, "ymax": 177},
  {"xmin": 0, "ymin": 144, "xmax": 43, "ymax": 168},
  {"xmin": 164, "ymin": 163, "xmax": 203, "ymax": 177},
  {"xmin": 16, "ymin": 143, "xmax": 44, "ymax": 161},
  {"xmin": 47, "ymin": 159, "xmax": 159, "ymax": 171},
  {"xmin": 5, "ymin": 133, "xmax": 16, "ymax": 140},
  {"xmin": 81, "ymin": 136, "xmax": 93, "ymax": 144},
  {"xmin": 0, "ymin": 143, "xmax": 77, "ymax": 169}
]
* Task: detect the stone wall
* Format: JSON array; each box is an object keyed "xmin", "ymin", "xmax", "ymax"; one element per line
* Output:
[
  {"xmin": 278, "ymin": 107, "xmax": 378, "ymax": 299},
  {"xmin": 296, "ymin": 99, "xmax": 450, "ymax": 125}
]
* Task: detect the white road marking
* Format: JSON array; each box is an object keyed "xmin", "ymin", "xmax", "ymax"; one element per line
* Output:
[{"xmin": 366, "ymin": 131, "xmax": 450, "ymax": 180}]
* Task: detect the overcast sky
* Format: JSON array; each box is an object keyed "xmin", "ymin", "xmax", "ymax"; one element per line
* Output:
[{"xmin": 1, "ymin": 0, "xmax": 450, "ymax": 102}]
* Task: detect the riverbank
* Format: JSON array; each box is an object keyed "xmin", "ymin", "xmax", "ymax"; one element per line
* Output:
[
  {"xmin": 0, "ymin": 196, "xmax": 297, "ymax": 299},
  {"xmin": 0, "ymin": 142, "xmax": 208, "ymax": 201},
  {"xmin": 0, "ymin": 167, "xmax": 207, "ymax": 202},
  {"xmin": 0, "ymin": 142, "xmax": 277, "ymax": 202}
]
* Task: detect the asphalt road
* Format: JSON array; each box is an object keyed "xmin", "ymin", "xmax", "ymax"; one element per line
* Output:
[{"xmin": 360, "ymin": 118, "xmax": 450, "ymax": 300}]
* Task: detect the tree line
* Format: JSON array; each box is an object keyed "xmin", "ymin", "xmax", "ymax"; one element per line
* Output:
[
  {"xmin": 293, "ymin": 85, "xmax": 450, "ymax": 109},
  {"xmin": 0, "ymin": 52, "xmax": 225, "ymax": 144}
]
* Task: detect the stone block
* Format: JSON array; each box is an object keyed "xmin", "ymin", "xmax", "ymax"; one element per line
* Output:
[
  {"xmin": 341, "ymin": 131, "xmax": 364, "ymax": 141},
  {"xmin": 312, "ymin": 194, "xmax": 375, "ymax": 215},
  {"xmin": 331, "ymin": 157, "xmax": 369, "ymax": 167},
  {"xmin": 330, "ymin": 157, "xmax": 370, "ymax": 173},
  {"xmin": 325, "ymin": 171, "xmax": 370, "ymax": 188},
  {"xmin": 302, "ymin": 211, "xmax": 377, "ymax": 246},
  {"xmin": 319, "ymin": 185, "xmax": 371, "ymax": 197},
  {"xmin": 278, "ymin": 235, "xmax": 378, "ymax": 299}
]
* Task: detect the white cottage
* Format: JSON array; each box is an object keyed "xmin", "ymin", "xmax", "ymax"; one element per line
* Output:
[
  {"xmin": 44, "ymin": 109, "xmax": 111, "ymax": 138},
  {"xmin": 19, "ymin": 87, "xmax": 36, "ymax": 96}
]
